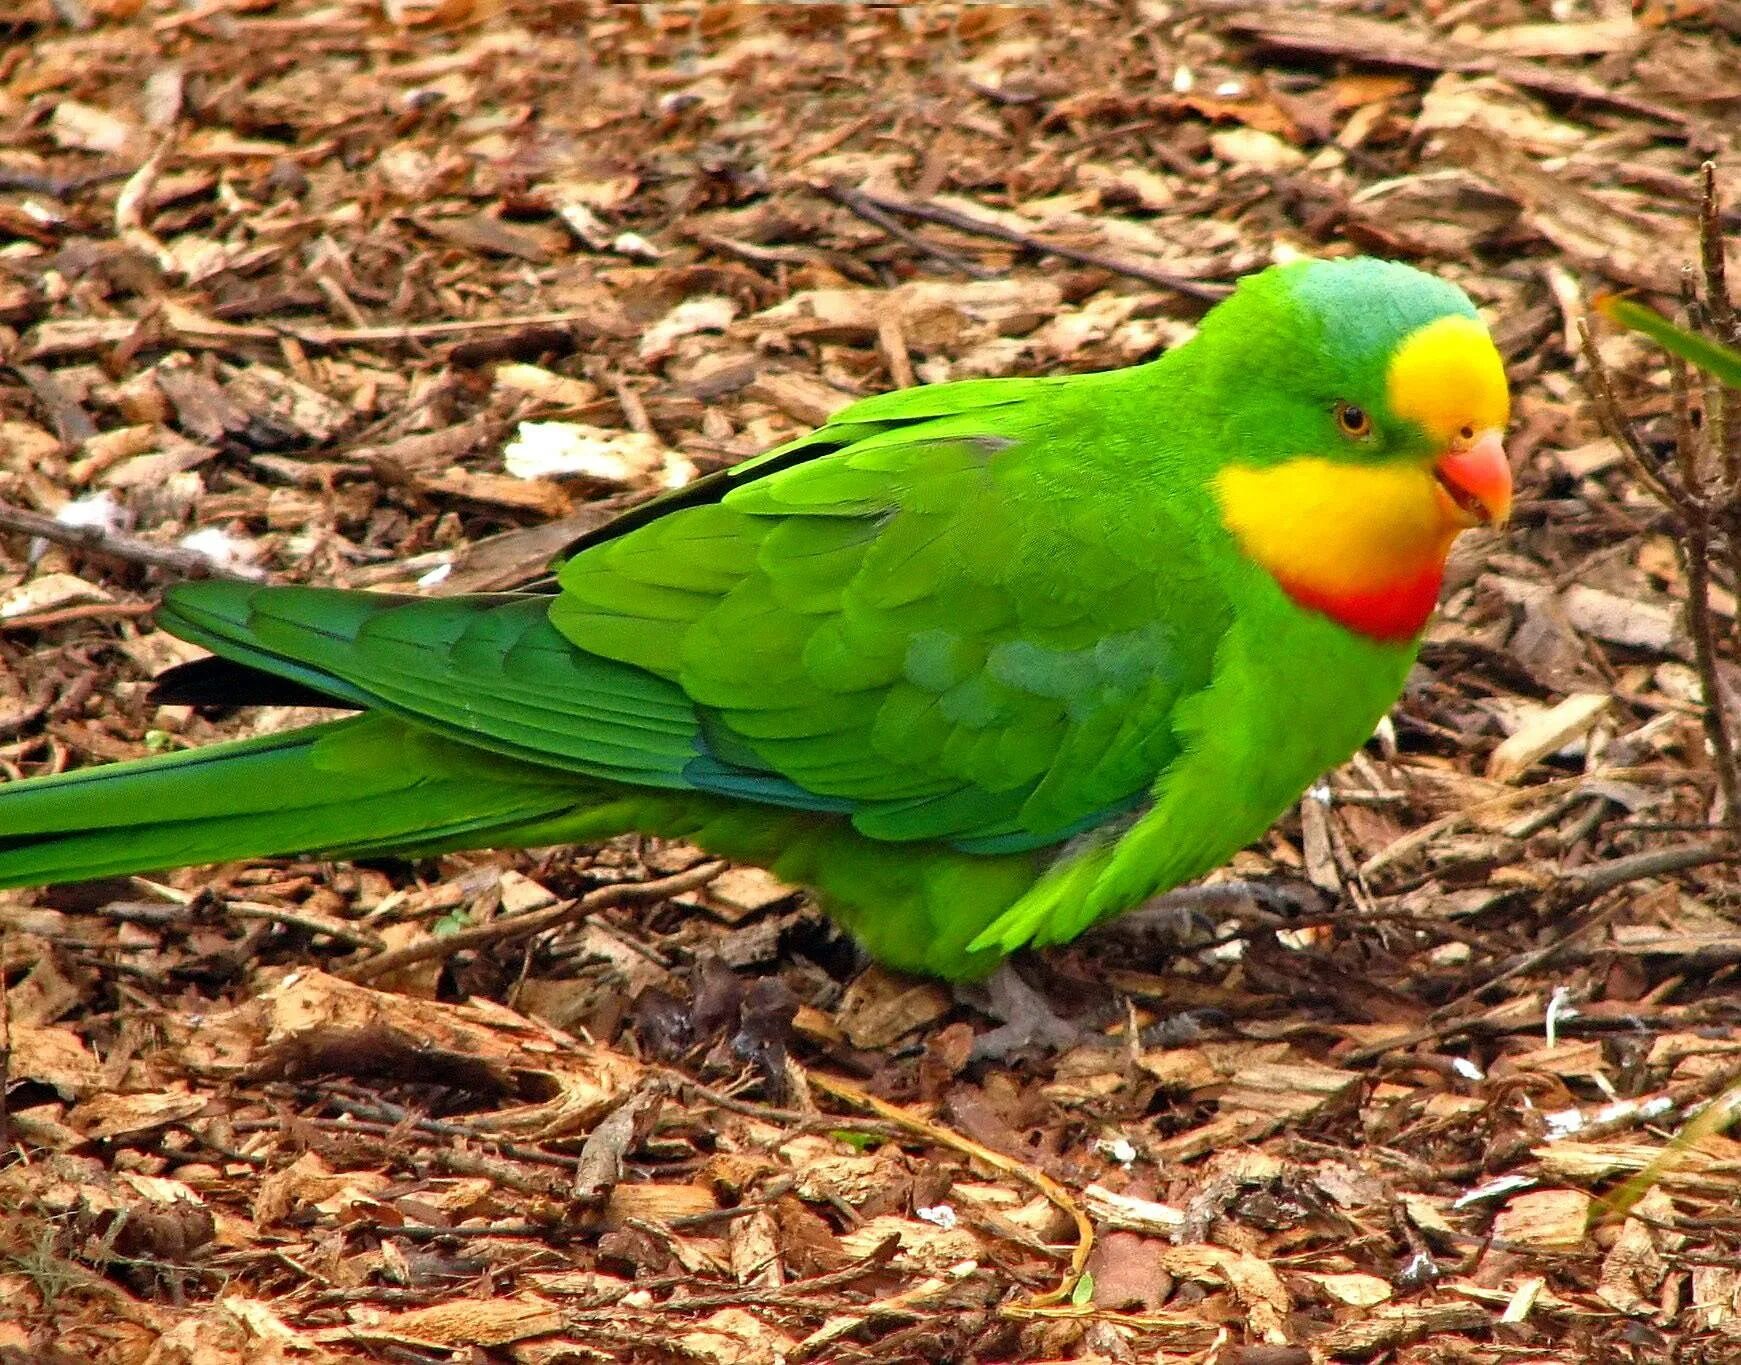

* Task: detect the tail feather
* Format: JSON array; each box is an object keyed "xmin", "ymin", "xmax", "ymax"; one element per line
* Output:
[{"xmin": 0, "ymin": 714, "xmax": 592, "ymax": 889}]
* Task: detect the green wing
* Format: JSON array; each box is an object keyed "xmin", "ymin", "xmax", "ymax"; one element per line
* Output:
[
  {"xmin": 152, "ymin": 370, "xmax": 1233, "ymax": 862},
  {"xmin": 555, "ymin": 371, "xmax": 1235, "ymax": 853},
  {"xmin": 552, "ymin": 373, "xmax": 1051, "ymax": 559},
  {"xmin": 157, "ymin": 586, "xmax": 704, "ymax": 788}
]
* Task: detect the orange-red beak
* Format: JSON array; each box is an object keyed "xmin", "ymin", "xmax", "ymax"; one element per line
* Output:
[{"xmin": 1433, "ymin": 429, "xmax": 1511, "ymax": 528}]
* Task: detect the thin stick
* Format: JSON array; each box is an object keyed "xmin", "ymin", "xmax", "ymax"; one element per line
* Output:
[
  {"xmin": 1699, "ymin": 163, "xmax": 1737, "ymax": 345},
  {"xmin": 1552, "ymin": 838, "xmax": 1733, "ymax": 900},
  {"xmin": 292, "ymin": 311, "xmax": 624, "ymax": 347},
  {"xmin": 224, "ymin": 900, "xmax": 386, "ymax": 953},
  {"xmin": 0, "ymin": 932, "xmax": 10, "ymax": 1159},
  {"xmin": 1695, "ymin": 224, "xmax": 1734, "ymax": 500},
  {"xmin": 1693, "ymin": 168, "xmax": 1741, "ymax": 804},
  {"xmin": 155, "ymin": 307, "xmax": 626, "ymax": 352},
  {"xmin": 818, "ymin": 183, "xmax": 998, "ymax": 281},
  {"xmin": 1695, "ymin": 166, "xmax": 1741, "ymax": 636},
  {"xmin": 336, "ymin": 862, "xmax": 724, "ymax": 982},
  {"xmin": 0, "ymin": 498, "xmax": 247, "ymax": 580},
  {"xmin": 1581, "ymin": 183, "xmax": 1741, "ymax": 836},
  {"xmin": 1346, "ymin": 840, "xmax": 1736, "ymax": 1066},
  {"xmin": 0, "ymin": 600, "xmax": 155, "ymax": 631},
  {"xmin": 1359, "ymin": 765, "xmax": 1670, "ymax": 880},
  {"xmin": 827, "ymin": 185, "xmax": 1231, "ymax": 302},
  {"xmin": 0, "ymin": 165, "xmax": 131, "ymax": 198},
  {"xmin": 1574, "ymin": 323, "xmax": 1700, "ymax": 520},
  {"xmin": 1684, "ymin": 527, "xmax": 1741, "ymax": 834},
  {"xmin": 1662, "ymin": 324, "xmax": 1741, "ymax": 830},
  {"xmin": 660, "ymin": 1069, "xmax": 903, "ymax": 1137},
  {"xmin": 805, "ymin": 1068, "xmax": 1094, "ymax": 1312},
  {"xmin": 1668, "ymin": 342, "xmax": 1700, "ymax": 496}
]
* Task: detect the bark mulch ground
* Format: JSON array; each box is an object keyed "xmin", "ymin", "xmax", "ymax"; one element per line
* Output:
[{"xmin": 3, "ymin": 2, "xmax": 1741, "ymax": 1361}]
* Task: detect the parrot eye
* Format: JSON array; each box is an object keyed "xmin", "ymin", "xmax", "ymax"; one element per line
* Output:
[{"xmin": 1335, "ymin": 402, "xmax": 1372, "ymax": 438}]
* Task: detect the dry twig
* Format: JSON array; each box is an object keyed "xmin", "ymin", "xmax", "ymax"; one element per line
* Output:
[
  {"xmin": 1581, "ymin": 165, "xmax": 1741, "ymax": 840},
  {"xmin": 817, "ymin": 183, "xmax": 999, "ymax": 280},
  {"xmin": 336, "ymin": 861, "xmax": 725, "ymax": 982},
  {"xmin": 820, "ymin": 185, "xmax": 1231, "ymax": 302},
  {"xmin": 0, "ymin": 600, "xmax": 156, "ymax": 632},
  {"xmin": 805, "ymin": 1069, "xmax": 1095, "ymax": 1313},
  {"xmin": 0, "ymin": 498, "xmax": 251, "ymax": 581},
  {"xmin": 0, "ymin": 934, "xmax": 10, "ymax": 1160}
]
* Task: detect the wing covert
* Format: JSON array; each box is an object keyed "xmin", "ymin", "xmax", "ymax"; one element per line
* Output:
[{"xmin": 553, "ymin": 385, "xmax": 1232, "ymax": 851}]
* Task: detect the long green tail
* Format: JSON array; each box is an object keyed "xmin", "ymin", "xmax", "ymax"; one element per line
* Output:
[
  {"xmin": 0, "ymin": 707, "xmax": 1039, "ymax": 979},
  {"xmin": 0, "ymin": 580, "xmax": 1042, "ymax": 978},
  {"xmin": 0, "ymin": 713, "xmax": 599, "ymax": 888}
]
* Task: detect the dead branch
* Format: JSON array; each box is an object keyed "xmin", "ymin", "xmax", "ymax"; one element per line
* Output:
[
  {"xmin": 336, "ymin": 861, "xmax": 726, "ymax": 982},
  {"xmin": 806, "ymin": 1068, "xmax": 1095, "ymax": 1314},
  {"xmin": 821, "ymin": 184, "xmax": 1232, "ymax": 302},
  {"xmin": 0, "ymin": 498, "xmax": 252, "ymax": 581},
  {"xmin": 0, "ymin": 600, "xmax": 155, "ymax": 631},
  {"xmin": 1580, "ymin": 168, "xmax": 1741, "ymax": 838},
  {"xmin": 817, "ymin": 182, "xmax": 999, "ymax": 281}
]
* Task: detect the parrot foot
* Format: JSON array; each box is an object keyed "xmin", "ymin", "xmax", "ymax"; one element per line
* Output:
[
  {"xmin": 961, "ymin": 961, "xmax": 1098, "ymax": 1063},
  {"xmin": 1103, "ymin": 877, "xmax": 1326, "ymax": 952},
  {"xmin": 954, "ymin": 881, "xmax": 1325, "ymax": 1062}
]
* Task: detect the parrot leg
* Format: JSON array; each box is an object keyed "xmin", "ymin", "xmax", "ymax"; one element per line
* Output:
[
  {"xmin": 962, "ymin": 961, "xmax": 1099, "ymax": 1062},
  {"xmin": 1096, "ymin": 877, "xmax": 1326, "ymax": 954},
  {"xmin": 951, "ymin": 881, "xmax": 1325, "ymax": 1061}
]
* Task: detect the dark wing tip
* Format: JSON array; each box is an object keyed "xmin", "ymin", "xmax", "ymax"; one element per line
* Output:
[{"xmin": 150, "ymin": 656, "xmax": 360, "ymax": 711}]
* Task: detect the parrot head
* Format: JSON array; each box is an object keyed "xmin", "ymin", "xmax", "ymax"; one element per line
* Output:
[{"xmin": 1201, "ymin": 256, "xmax": 1512, "ymax": 642}]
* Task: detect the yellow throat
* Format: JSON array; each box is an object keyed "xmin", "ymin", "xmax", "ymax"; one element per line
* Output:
[{"xmin": 1214, "ymin": 315, "xmax": 1510, "ymax": 641}]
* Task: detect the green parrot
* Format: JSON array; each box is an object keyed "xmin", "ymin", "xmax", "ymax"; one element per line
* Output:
[{"xmin": 0, "ymin": 257, "xmax": 1511, "ymax": 981}]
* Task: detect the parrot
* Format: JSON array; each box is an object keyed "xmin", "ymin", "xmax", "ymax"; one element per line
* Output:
[{"xmin": 0, "ymin": 256, "xmax": 1511, "ymax": 982}]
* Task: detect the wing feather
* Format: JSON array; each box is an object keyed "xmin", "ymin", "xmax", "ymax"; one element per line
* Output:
[
  {"xmin": 553, "ymin": 375, "xmax": 1233, "ymax": 851},
  {"xmin": 158, "ymin": 585, "xmax": 704, "ymax": 788}
]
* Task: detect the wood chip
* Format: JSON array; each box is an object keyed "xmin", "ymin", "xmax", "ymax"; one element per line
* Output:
[
  {"xmin": 0, "ymin": 572, "xmax": 114, "ymax": 619},
  {"xmin": 1493, "ymin": 1188, "xmax": 1595, "ymax": 1250},
  {"xmin": 1488, "ymin": 693, "xmax": 1612, "ymax": 781}
]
